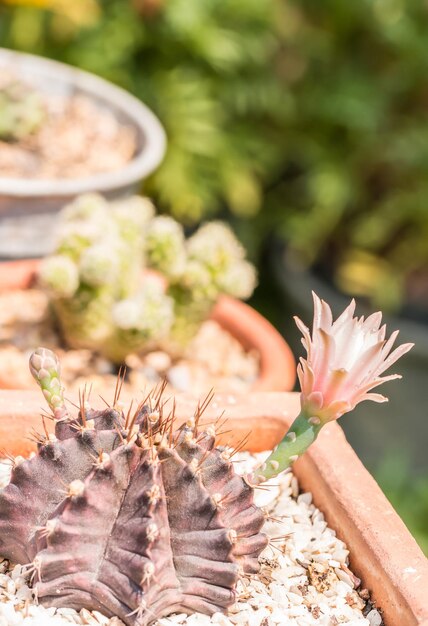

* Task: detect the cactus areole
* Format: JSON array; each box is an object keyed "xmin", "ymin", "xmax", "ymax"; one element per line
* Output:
[{"xmin": 0, "ymin": 348, "xmax": 268, "ymax": 625}]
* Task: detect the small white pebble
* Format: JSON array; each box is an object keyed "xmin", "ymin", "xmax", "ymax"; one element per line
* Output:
[
  {"xmin": 291, "ymin": 476, "xmax": 299, "ymax": 498},
  {"xmin": 335, "ymin": 568, "xmax": 354, "ymax": 588},
  {"xmin": 297, "ymin": 492, "xmax": 312, "ymax": 506},
  {"xmin": 211, "ymin": 613, "xmax": 233, "ymax": 625},
  {"xmin": 367, "ymin": 609, "xmax": 383, "ymax": 626}
]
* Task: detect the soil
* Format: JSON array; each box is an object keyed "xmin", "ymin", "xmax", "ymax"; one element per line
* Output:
[
  {"xmin": 0, "ymin": 289, "xmax": 259, "ymax": 396},
  {"xmin": 0, "ymin": 79, "xmax": 136, "ymax": 180}
]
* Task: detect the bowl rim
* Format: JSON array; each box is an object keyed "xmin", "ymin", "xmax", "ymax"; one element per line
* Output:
[{"xmin": 0, "ymin": 47, "xmax": 166, "ymax": 197}]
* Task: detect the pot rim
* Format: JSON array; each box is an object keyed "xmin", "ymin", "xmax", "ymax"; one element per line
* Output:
[
  {"xmin": 0, "ymin": 48, "xmax": 166, "ymax": 197},
  {"xmin": 0, "ymin": 259, "xmax": 296, "ymax": 392},
  {"xmin": 0, "ymin": 390, "xmax": 426, "ymax": 625}
]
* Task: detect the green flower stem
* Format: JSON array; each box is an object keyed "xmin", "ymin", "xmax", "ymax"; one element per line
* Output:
[
  {"xmin": 29, "ymin": 347, "xmax": 68, "ymax": 420},
  {"xmin": 253, "ymin": 411, "xmax": 323, "ymax": 483}
]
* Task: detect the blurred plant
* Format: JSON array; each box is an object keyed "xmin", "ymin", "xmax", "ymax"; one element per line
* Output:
[
  {"xmin": 39, "ymin": 193, "xmax": 257, "ymax": 362},
  {"xmin": 3, "ymin": 0, "xmax": 428, "ymax": 314},
  {"xmin": 376, "ymin": 452, "xmax": 428, "ymax": 555},
  {"xmin": 259, "ymin": 0, "xmax": 428, "ymax": 317},
  {"xmin": 0, "ymin": 0, "xmax": 285, "ymax": 222},
  {"xmin": 0, "ymin": 0, "xmax": 100, "ymax": 27},
  {"xmin": 165, "ymin": 221, "xmax": 257, "ymax": 346},
  {"xmin": 0, "ymin": 78, "xmax": 45, "ymax": 141}
]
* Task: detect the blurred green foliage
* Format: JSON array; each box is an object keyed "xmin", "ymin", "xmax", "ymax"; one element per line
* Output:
[
  {"xmin": 250, "ymin": 0, "xmax": 428, "ymax": 316},
  {"xmin": 376, "ymin": 452, "xmax": 428, "ymax": 555},
  {"xmin": 0, "ymin": 0, "xmax": 286, "ymax": 223},
  {"xmin": 2, "ymin": 0, "xmax": 428, "ymax": 315}
]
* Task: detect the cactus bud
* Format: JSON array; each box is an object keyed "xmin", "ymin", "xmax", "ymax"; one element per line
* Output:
[
  {"xmin": 29, "ymin": 347, "xmax": 67, "ymax": 418},
  {"xmin": 179, "ymin": 260, "xmax": 218, "ymax": 302},
  {"xmin": 38, "ymin": 255, "xmax": 79, "ymax": 298},
  {"xmin": 145, "ymin": 216, "xmax": 187, "ymax": 278},
  {"xmin": 187, "ymin": 221, "xmax": 246, "ymax": 271},
  {"xmin": 61, "ymin": 193, "xmax": 109, "ymax": 224},
  {"xmin": 113, "ymin": 281, "xmax": 174, "ymax": 338},
  {"xmin": 113, "ymin": 196, "xmax": 155, "ymax": 229},
  {"xmin": 219, "ymin": 260, "xmax": 258, "ymax": 300},
  {"xmin": 79, "ymin": 243, "xmax": 119, "ymax": 287}
]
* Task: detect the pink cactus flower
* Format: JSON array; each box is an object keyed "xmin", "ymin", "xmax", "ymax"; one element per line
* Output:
[{"xmin": 295, "ymin": 293, "xmax": 414, "ymax": 424}]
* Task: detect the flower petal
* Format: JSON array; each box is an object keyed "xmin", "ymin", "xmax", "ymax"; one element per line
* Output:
[
  {"xmin": 331, "ymin": 298, "xmax": 356, "ymax": 331},
  {"xmin": 295, "ymin": 315, "xmax": 312, "ymax": 358},
  {"xmin": 374, "ymin": 342, "xmax": 414, "ymax": 377},
  {"xmin": 298, "ymin": 360, "xmax": 314, "ymax": 397},
  {"xmin": 322, "ymin": 400, "xmax": 351, "ymax": 421},
  {"xmin": 320, "ymin": 298, "xmax": 333, "ymax": 330},
  {"xmin": 322, "ymin": 368, "xmax": 349, "ymax": 406},
  {"xmin": 312, "ymin": 329, "xmax": 336, "ymax": 388},
  {"xmin": 347, "ymin": 340, "xmax": 386, "ymax": 386},
  {"xmin": 312, "ymin": 291, "xmax": 323, "ymax": 335},
  {"xmin": 362, "ymin": 393, "xmax": 388, "ymax": 403},
  {"xmin": 361, "ymin": 311, "xmax": 383, "ymax": 333},
  {"xmin": 306, "ymin": 390, "xmax": 323, "ymax": 409},
  {"xmin": 381, "ymin": 329, "xmax": 399, "ymax": 358},
  {"xmin": 294, "ymin": 315, "xmax": 310, "ymax": 340}
]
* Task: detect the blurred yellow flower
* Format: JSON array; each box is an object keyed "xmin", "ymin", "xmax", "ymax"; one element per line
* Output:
[{"xmin": 1, "ymin": 0, "xmax": 100, "ymax": 26}]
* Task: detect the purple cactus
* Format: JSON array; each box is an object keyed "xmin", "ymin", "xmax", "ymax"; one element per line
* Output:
[{"xmin": 0, "ymin": 348, "xmax": 267, "ymax": 625}]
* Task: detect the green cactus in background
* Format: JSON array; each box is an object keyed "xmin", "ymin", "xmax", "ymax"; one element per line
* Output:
[
  {"xmin": 165, "ymin": 222, "xmax": 257, "ymax": 347},
  {"xmin": 39, "ymin": 193, "xmax": 170, "ymax": 362},
  {"xmin": 0, "ymin": 79, "xmax": 45, "ymax": 141},
  {"xmin": 39, "ymin": 193, "xmax": 257, "ymax": 363},
  {"xmin": 145, "ymin": 216, "xmax": 187, "ymax": 279}
]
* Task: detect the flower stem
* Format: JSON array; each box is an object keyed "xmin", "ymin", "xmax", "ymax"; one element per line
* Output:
[{"xmin": 252, "ymin": 411, "xmax": 323, "ymax": 483}]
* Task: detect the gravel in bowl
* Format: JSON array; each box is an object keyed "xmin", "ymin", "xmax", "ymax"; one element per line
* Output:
[{"xmin": 0, "ymin": 74, "xmax": 137, "ymax": 181}]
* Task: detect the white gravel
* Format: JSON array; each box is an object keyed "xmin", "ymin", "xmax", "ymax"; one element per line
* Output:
[{"xmin": 0, "ymin": 454, "xmax": 382, "ymax": 626}]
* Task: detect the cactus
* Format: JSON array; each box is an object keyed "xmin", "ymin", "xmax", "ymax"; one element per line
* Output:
[
  {"xmin": 0, "ymin": 348, "xmax": 267, "ymax": 625},
  {"xmin": 0, "ymin": 79, "xmax": 45, "ymax": 141},
  {"xmin": 39, "ymin": 194, "xmax": 257, "ymax": 363},
  {"xmin": 145, "ymin": 216, "xmax": 187, "ymax": 279},
  {"xmin": 39, "ymin": 194, "xmax": 174, "ymax": 362}
]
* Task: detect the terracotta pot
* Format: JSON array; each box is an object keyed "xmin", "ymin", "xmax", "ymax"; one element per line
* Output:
[
  {"xmin": 0, "ymin": 259, "xmax": 296, "ymax": 392},
  {"xmin": 0, "ymin": 388, "xmax": 426, "ymax": 626}
]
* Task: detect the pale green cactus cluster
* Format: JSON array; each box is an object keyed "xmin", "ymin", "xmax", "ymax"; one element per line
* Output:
[
  {"xmin": 162, "ymin": 221, "xmax": 258, "ymax": 347},
  {"xmin": 39, "ymin": 193, "xmax": 257, "ymax": 363},
  {"xmin": 0, "ymin": 79, "xmax": 45, "ymax": 141}
]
